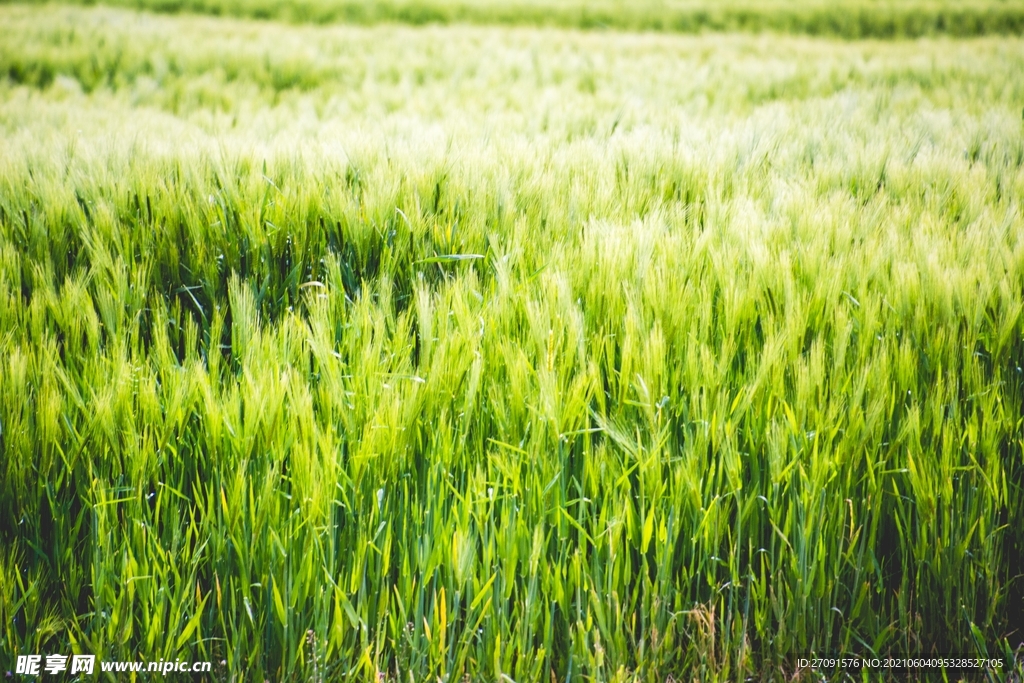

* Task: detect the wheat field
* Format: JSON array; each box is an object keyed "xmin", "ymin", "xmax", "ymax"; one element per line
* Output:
[{"xmin": 1, "ymin": 3, "xmax": 1023, "ymax": 681}]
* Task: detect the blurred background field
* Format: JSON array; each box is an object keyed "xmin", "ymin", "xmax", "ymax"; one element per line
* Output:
[
  {"xmin": 5, "ymin": 0, "xmax": 1024, "ymax": 35},
  {"xmin": 1, "ymin": 1, "xmax": 1023, "ymax": 682}
]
